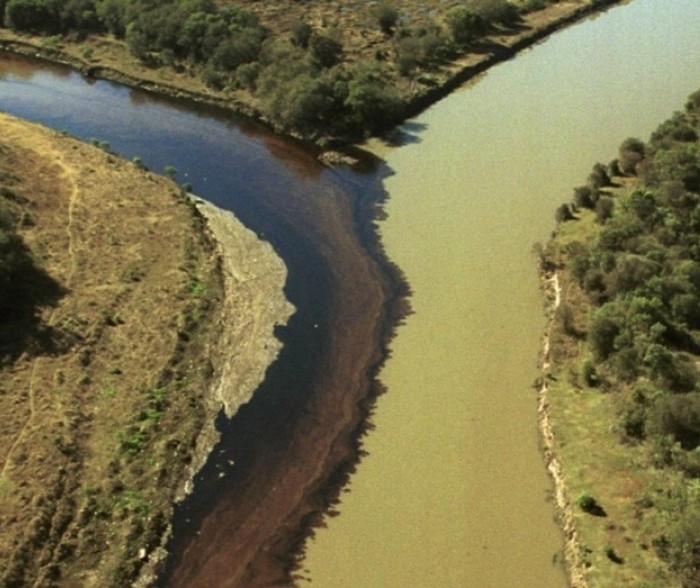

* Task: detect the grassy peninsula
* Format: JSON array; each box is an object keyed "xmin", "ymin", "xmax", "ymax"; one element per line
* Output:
[
  {"xmin": 0, "ymin": 0, "xmax": 621, "ymax": 143},
  {"xmin": 542, "ymin": 89, "xmax": 700, "ymax": 587},
  {"xmin": 0, "ymin": 114, "xmax": 291, "ymax": 587}
]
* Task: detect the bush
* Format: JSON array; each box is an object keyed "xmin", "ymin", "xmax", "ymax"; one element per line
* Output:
[
  {"xmin": 604, "ymin": 545, "xmax": 624, "ymax": 564},
  {"xmin": 234, "ymin": 62, "xmax": 260, "ymax": 91},
  {"xmin": 595, "ymin": 196, "xmax": 615, "ymax": 224},
  {"xmin": 573, "ymin": 185, "xmax": 597, "ymax": 209},
  {"xmin": 659, "ymin": 505, "xmax": 700, "ymax": 585},
  {"xmin": 589, "ymin": 162, "xmax": 611, "ymax": 189},
  {"xmin": 555, "ymin": 203, "xmax": 574, "ymax": 222},
  {"xmin": 577, "ymin": 492, "xmax": 606, "ymax": 516},
  {"xmin": 581, "ymin": 359, "xmax": 598, "ymax": 387},
  {"xmin": 343, "ymin": 62, "xmax": 402, "ymax": 135},
  {"xmin": 202, "ymin": 66, "xmax": 226, "ymax": 90},
  {"xmin": 589, "ymin": 304, "xmax": 621, "ymax": 361}
]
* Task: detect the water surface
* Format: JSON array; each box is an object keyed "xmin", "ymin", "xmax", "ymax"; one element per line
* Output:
[{"xmin": 302, "ymin": 0, "xmax": 700, "ymax": 586}]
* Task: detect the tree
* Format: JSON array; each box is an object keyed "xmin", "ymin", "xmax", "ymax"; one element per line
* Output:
[
  {"xmin": 290, "ymin": 20, "xmax": 312, "ymax": 48},
  {"xmin": 344, "ymin": 62, "xmax": 401, "ymax": 134},
  {"xmin": 95, "ymin": 0, "xmax": 127, "ymax": 37},
  {"xmin": 444, "ymin": 6, "xmax": 484, "ymax": 45},
  {"xmin": 270, "ymin": 73, "xmax": 335, "ymax": 135},
  {"xmin": 374, "ymin": 2, "xmax": 399, "ymax": 36},
  {"xmin": 471, "ymin": 0, "xmax": 519, "ymax": 25},
  {"xmin": 5, "ymin": 0, "xmax": 58, "ymax": 33},
  {"xmin": 619, "ymin": 137, "xmax": 646, "ymax": 174},
  {"xmin": 212, "ymin": 29, "xmax": 264, "ymax": 71},
  {"xmin": 309, "ymin": 32, "xmax": 343, "ymax": 68},
  {"xmin": 589, "ymin": 303, "xmax": 621, "ymax": 361}
]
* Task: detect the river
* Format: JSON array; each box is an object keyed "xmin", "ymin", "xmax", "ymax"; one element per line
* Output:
[
  {"xmin": 2, "ymin": 0, "xmax": 700, "ymax": 585},
  {"xmin": 0, "ymin": 53, "xmax": 401, "ymax": 586},
  {"xmin": 301, "ymin": 0, "xmax": 700, "ymax": 586}
]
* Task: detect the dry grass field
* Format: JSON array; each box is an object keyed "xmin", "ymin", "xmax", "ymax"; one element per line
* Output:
[{"xmin": 0, "ymin": 113, "xmax": 290, "ymax": 587}]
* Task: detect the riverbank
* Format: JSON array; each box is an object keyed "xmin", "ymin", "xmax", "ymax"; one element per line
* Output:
[
  {"xmin": 0, "ymin": 0, "xmax": 624, "ymax": 150},
  {"xmin": 538, "ymin": 266, "xmax": 589, "ymax": 588},
  {"xmin": 539, "ymin": 85, "xmax": 700, "ymax": 584},
  {"xmin": 0, "ymin": 113, "xmax": 291, "ymax": 587}
]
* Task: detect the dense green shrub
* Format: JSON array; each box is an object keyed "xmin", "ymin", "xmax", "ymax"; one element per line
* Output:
[
  {"xmin": 344, "ymin": 62, "xmax": 402, "ymax": 134},
  {"xmin": 211, "ymin": 29, "xmax": 264, "ymax": 71},
  {"xmin": 554, "ymin": 87, "xmax": 700, "ymax": 586}
]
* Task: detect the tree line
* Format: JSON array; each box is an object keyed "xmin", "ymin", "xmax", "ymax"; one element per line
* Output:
[
  {"xmin": 0, "ymin": 0, "xmax": 560, "ymax": 139},
  {"xmin": 553, "ymin": 88, "xmax": 700, "ymax": 584}
]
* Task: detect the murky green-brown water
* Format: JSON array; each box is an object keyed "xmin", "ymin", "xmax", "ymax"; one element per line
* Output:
[{"xmin": 302, "ymin": 1, "xmax": 700, "ymax": 586}]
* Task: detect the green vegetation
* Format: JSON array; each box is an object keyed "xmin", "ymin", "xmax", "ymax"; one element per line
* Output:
[
  {"xmin": 547, "ymin": 88, "xmax": 700, "ymax": 586},
  {"xmin": 0, "ymin": 0, "xmax": 572, "ymax": 140}
]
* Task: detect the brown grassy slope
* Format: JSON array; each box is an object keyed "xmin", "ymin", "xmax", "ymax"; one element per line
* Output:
[{"xmin": 0, "ymin": 114, "xmax": 291, "ymax": 587}]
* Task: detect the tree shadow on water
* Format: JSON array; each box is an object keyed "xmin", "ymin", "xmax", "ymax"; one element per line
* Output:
[{"xmin": 377, "ymin": 121, "xmax": 429, "ymax": 147}]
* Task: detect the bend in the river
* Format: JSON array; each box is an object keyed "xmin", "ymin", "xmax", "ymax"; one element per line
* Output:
[
  {"xmin": 0, "ymin": 55, "xmax": 407, "ymax": 586},
  {"xmin": 4, "ymin": 1, "xmax": 700, "ymax": 585}
]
